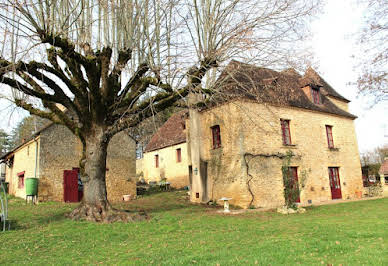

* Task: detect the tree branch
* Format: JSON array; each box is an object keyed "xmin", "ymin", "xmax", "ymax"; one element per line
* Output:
[
  {"xmin": 110, "ymin": 48, "xmax": 133, "ymax": 86},
  {"xmin": 118, "ymin": 63, "xmax": 150, "ymax": 99}
]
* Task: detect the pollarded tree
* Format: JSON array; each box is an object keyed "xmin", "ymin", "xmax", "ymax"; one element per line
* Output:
[{"xmin": 0, "ymin": 0, "xmax": 318, "ymax": 222}]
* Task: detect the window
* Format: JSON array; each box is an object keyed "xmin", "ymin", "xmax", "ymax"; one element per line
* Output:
[
  {"xmin": 311, "ymin": 88, "xmax": 320, "ymax": 104},
  {"xmin": 176, "ymin": 148, "xmax": 182, "ymax": 163},
  {"xmin": 385, "ymin": 176, "xmax": 388, "ymax": 185},
  {"xmin": 280, "ymin": 119, "xmax": 291, "ymax": 145},
  {"xmin": 17, "ymin": 171, "xmax": 25, "ymax": 189},
  {"xmin": 182, "ymin": 122, "xmax": 186, "ymax": 130},
  {"xmin": 155, "ymin": 155, "xmax": 159, "ymax": 168},
  {"xmin": 211, "ymin": 125, "xmax": 221, "ymax": 149},
  {"xmin": 326, "ymin": 125, "xmax": 334, "ymax": 148}
]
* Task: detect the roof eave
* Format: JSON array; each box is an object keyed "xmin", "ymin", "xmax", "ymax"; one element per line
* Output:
[{"xmin": 144, "ymin": 140, "xmax": 187, "ymax": 153}]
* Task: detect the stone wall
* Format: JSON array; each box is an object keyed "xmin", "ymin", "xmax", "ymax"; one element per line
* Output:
[
  {"xmin": 38, "ymin": 124, "xmax": 79, "ymax": 201},
  {"xmin": 106, "ymin": 131, "xmax": 137, "ymax": 201},
  {"xmin": 143, "ymin": 142, "xmax": 189, "ymax": 188},
  {"xmin": 188, "ymin": 100, "xmax": 363, "ymax": 208},
  {"xmin": 37, "ymin": 124, "xmax": 136, "ymax": 202},
  {"xmin": 380, "ymin": 172, "xmax": 388, "ymax": 197},
  {"xmin": 5, "ymin": 138, "xmax": 40, "ymax": 199}
]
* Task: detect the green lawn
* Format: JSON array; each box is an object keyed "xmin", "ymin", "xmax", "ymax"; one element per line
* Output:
[{"xmin": 1, "ymin": 192, "xmax": 388, "ymax": 265}]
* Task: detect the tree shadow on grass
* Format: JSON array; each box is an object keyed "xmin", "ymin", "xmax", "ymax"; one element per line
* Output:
[
  {"xmin": 114, "ymin": 191, "xmax": 215, "ymax": 215},
  {"xmin": 2, "ymin": 219, "xmax": 26, "ymax": 231},
  {"xmin": 35, "ymin": 211, "xmax": 69, "ymax": 224},
  {"xmin": 6, "ymin": 210, "xmax": 69, "ymax": 231}
]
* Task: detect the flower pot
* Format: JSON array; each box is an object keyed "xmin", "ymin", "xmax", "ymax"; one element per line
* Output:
[{"xmin": 123, "ymin": 194, "xmax": 131, "ymax": 201}]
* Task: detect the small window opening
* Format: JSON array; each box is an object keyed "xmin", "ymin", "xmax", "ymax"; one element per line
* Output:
[
  {"xmin": 155, "ymin": 155, "xmax": 159, "ymax": 168},
  {"xmin": 211, "ymin": 125, "xmax": 221, "ymax": 149},
  {"xmin": 176, "ymin": 148, "xmax": 182, "ymax": 163}
]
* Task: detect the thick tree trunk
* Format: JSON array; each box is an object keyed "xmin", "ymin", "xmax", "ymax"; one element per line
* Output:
[
  {"xmin": 68, "ymin": 127, "xmax": 147, "ymax": 223},
  {"xmin": 83, "ymin": 133, "xmax": 109, "ymax": 209}
]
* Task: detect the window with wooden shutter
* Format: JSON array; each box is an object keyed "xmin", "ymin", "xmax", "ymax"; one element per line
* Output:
[
  {"xmin": 176, "ymin": 148, "xmax": 182, "ymax": 163},
  {"xmin": 280, "ymin": 119, "xmax": 291, "ymax": 145},
  {"xmin": 326, "ymin": 125, "xmax": 334, "ymax": 148},
  {"xmin": 311, "ymin": 88, "xmax": 321, "ymax": 104},
  {"xmin": 155, "ymin": 155, "xmax": 159, "ymax": 168},
  {"xmin": 17, "ymin": 171, "xmax": 25, "ymax": 189}
]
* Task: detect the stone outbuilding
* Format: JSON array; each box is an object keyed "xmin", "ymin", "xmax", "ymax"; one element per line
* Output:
[
  {"xmin": 379, "ymin": 158, "xmax": 388, "ymax": 196},
  {"xmin": 0, "ymin": 122, "xmax": 136, "ymax": 202},
  {"xmin": 142, "ymin": 110, "xmax": 189, "ymax": 188},
  {"xmin": 187, "ymin": 61, "xmax": 364, "ymax": 208}
]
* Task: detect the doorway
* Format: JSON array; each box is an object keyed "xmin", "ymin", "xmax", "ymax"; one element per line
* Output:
[{"xmin": 328, "ymin": 167, "xmax": 342, "ymax": 199}]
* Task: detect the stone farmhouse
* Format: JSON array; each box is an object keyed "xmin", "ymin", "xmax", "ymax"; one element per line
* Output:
[
  {"xmin": 186, "ymin": 61, "xmax": 363, "ymax": 208},
  {"xmin": 138, "ymin": 61, "xmax": 363, "ymax": 209},
  {"xmin": 142, "ymin": 110, "xmax": 189, "ymax": 188},
  {"xmin": 0, "ymin": 120, "xmax": 136, "ymax": 202}
]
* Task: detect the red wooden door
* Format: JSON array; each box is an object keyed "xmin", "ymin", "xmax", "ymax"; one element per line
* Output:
[
  {"xmin": 328, "ymin": 167, "xmax": 342, "ymax": 199},
  {"xmin": 289, "ymin": 167, "xmax": 300, "ymax": 203},
  {"xmin": 64, "ymin": 170, "xmax": 79, "ymax": 202}
]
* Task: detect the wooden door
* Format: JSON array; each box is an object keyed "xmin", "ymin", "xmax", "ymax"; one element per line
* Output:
[
  {"xmin": 328, "ymin": 167, "xmax": 342, "ymax": 199},
  {"xmin": 64, "ymin": 170, "xmax": 79, "ymax": 202},
  {"xmin": 288, "ymin": 167, "xmax": 300, "ymax": 203}
]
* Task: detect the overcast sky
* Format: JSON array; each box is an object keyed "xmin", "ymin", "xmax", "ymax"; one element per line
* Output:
[
  {"xmin": 0, "ymin": 0, "xmax": 386, "ymax": 153},
  {"xmin": 310, "ymin": 0, "xmax": 387, "ymax": 153}
]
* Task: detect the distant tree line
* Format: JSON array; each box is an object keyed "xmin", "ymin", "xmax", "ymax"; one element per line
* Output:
[{"xmin": 0, "ymin": 115, "xmax": 48, "ymax": 155}]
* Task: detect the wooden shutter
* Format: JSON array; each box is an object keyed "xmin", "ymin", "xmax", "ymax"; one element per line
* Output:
[
  {"xmin": 281, "ymin": 120, "xmax": 291, "ymax": 145},
  {"xmin": 176, "ymin": 148, "xmax": 182, "ymax": 163},
  {"xmin": 326, "ymin": 125, "xmax": 334, "ymax": 148},
  {"xmin": 211, "ymin": 125, "xmax": 221, "ymax": 149}
]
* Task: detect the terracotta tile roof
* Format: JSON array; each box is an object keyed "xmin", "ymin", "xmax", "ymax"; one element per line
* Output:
[
  {"xmin": 204, "ymin": 60, "xmax": 356, "ymax": 119},
  {"xmin": 0, "ymin": 121, "xmax": 54, "ymax": 160},
  {"xmin": 1, "ymin": 109, "xmax": 74, "ymax": 160},
  {"xmin": 380, "ymin": 159, "xmax": 388, "ymax": 175},
  {"xmin": 304, "ymin": 67, "xmax": 350, "ymax": 102},
  {"xmin": 144, "ymin": 110, "xmax": 188, "ymax": 153}
]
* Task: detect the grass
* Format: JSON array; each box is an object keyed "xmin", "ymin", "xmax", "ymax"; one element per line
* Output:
[{"xmin": 1, "ymin": 192, "xmax": 388, "ymax": 265}]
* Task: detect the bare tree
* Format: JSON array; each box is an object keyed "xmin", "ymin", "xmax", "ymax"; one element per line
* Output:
[
  {"xmin": 10, "ymin": 115, "xmax": 48, "ymax": 146},
  {"xmin": 0, "ymin": 0, "xmax": 318, "ymax": 222},
  {"xmin": 355, "ymin": 0, "xmax": 388, "ymax": 103},
  {"xmin": 360, "ymin": 145, "xmax": 388, "ymax": 166}
]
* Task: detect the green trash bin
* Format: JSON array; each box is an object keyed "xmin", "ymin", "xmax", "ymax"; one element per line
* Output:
[
  {"xmin": 25, "ymin": 178, "xmax": 39, "ymax": 196},
  {"xmin": 4, "ymin": 182, "xmax": 9, "ymax": 194}
]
